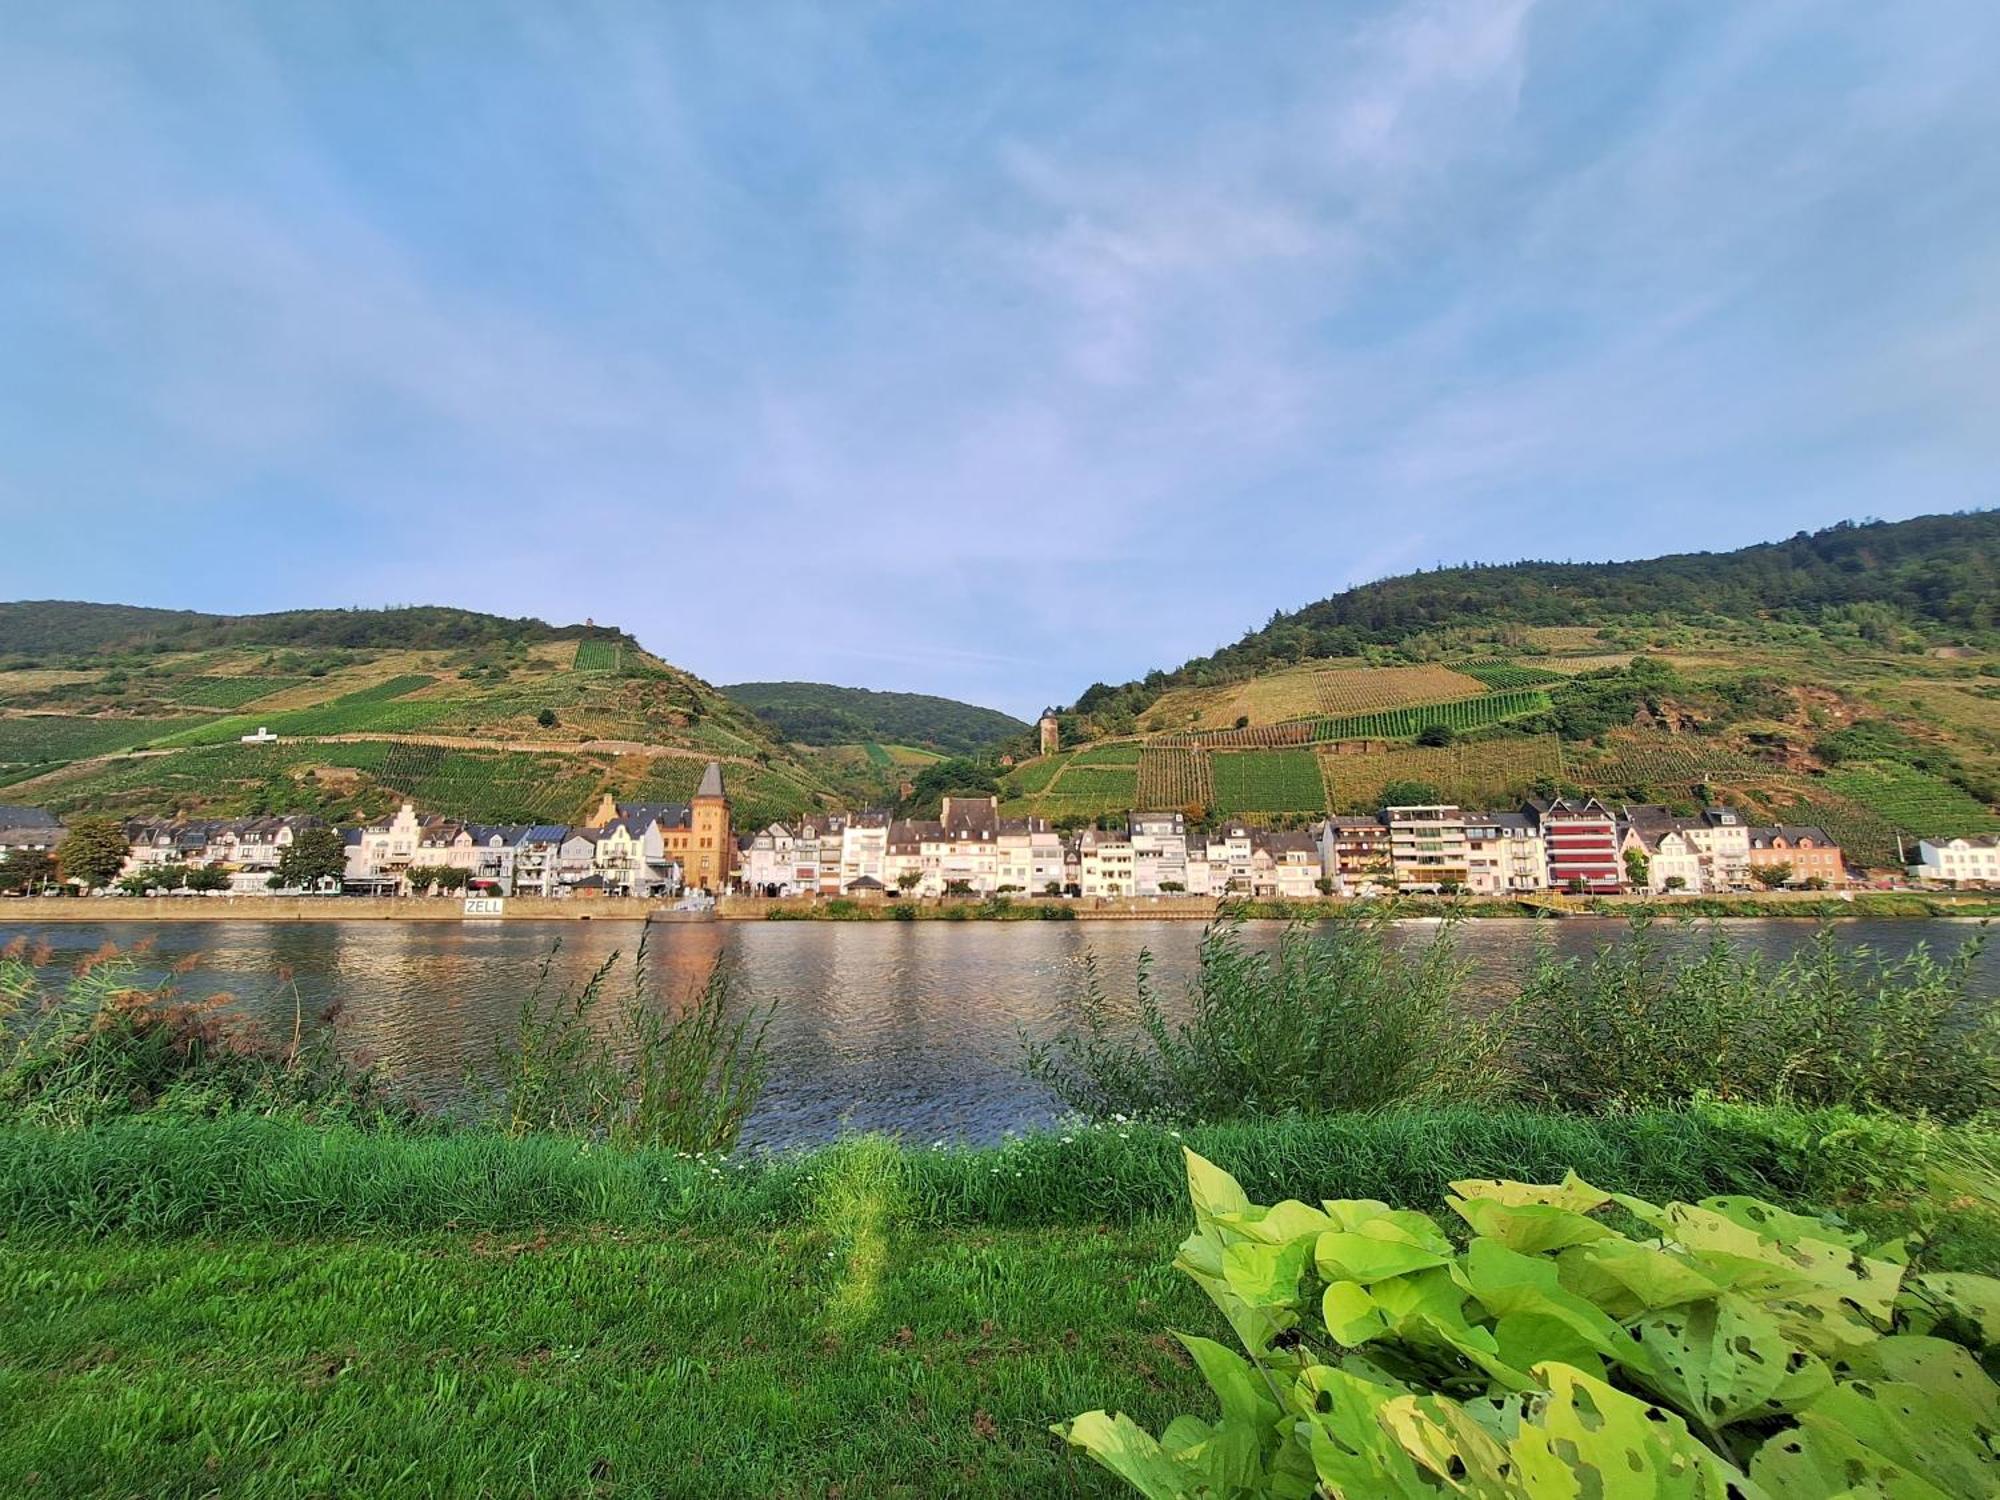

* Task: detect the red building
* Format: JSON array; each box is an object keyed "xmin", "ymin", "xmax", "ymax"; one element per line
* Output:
[{"xmin": 1528, "ymin": 796, "xmax": 1622, "ymax": 893}]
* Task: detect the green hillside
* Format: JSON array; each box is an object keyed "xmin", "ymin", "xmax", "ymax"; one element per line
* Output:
[
  {"xmin": 721, "ymin": 681, "xmax": 1028, "ymax": 754},
  {"xmin": 0, "ymin": 608, "xmax": 830, "ymax": 828},
  {"xmin": 997, "ymin": 513, "xmax": 2000, "ymax": 859},
  {"xmin": 0, "ymin": 601, "xmax": 631, "ymax": 659}
]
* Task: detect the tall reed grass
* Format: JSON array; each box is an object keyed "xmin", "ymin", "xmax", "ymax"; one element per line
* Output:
[
  {"xmin": 493, "ymin": 935, "xmax": 772, "ymax": 1152},
  {"xmin": 1026, "ymin": 915, "xmax": 1994, "ymax": 1125},
  {"xmin": 1023, "ymin": 918, "xmax": 1498, "ymax": 1123}
]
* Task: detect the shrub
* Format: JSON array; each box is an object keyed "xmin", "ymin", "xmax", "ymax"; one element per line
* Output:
[
  {"xmin": 0, "ymin": 940, "xmax": 397, "ymax": 1128},
  {"xmin": 1022, "ymin": 920, "xmax": 1499, "ymax": 1123},
  {"xmin": 494, "ymin": 937, "xmax": 772, "ymax": 1152},
  {"xmin": 1060, "ymin": 1150, "xmax": 2000, "ymax": 1497},
  {"xmin": 1503, "ymin": 916, "xmax": 1996, "ymax": 1119}
]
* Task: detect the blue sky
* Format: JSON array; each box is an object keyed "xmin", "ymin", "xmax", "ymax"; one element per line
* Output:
[{"xmin": 2, "ymin": 2, "xmax": 1995, "ymax": 719}]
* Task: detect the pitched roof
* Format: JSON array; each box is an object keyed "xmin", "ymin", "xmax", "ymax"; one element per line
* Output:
[
  {"xmin": 1748, "ymin": 825, "xmax": 1836, "ymax": 849},
  {"xmin": 695, "ymin": 761, "xmax": 726, "ymax": 800}
]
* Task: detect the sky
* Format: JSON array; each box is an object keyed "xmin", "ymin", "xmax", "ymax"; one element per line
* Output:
[{"xmin": 2, "ymin": 3, "xmax": 1996, "ymax": 720}]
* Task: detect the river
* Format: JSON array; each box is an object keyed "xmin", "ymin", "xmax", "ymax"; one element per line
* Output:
[{"xmin": 2, "ymin": 917, "xmax": 1990, "ymax": 1146}]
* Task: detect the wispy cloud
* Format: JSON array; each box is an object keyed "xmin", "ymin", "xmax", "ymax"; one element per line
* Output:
[{"xmin": 1, "ymin": 2, "xmax": 1995, "ymax": 717}]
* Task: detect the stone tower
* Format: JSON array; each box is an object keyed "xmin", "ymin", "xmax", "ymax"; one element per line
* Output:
[
  {"xmin": 687, "ymin": 760, "xmax": 731, "ymax": 892},
  {"xmin": 1038, "ymin": 712, "xmax": 1060, "ymax": 756}
]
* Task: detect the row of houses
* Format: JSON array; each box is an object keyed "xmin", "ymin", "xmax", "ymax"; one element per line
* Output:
[
  {"xmin": 739, "ymin": 797, "xmax": 1864, "ymax": 900},
  {"xmin": 8, "ymin": 786, "xmax": 2000, "ymax": 896},
  {"xmin": 340, "ymin": 761, "xmax": 734, "ymax": 896},
  {"xmin": 0, "ymin": 765, "xmax": 737, "ymax": 899}
]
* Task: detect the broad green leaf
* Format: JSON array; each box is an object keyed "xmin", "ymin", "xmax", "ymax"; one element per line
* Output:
[
  {"xmin": 1177, "ymin": 1232, "xmax": 1295, "ymax": 1358},
  {"xmin": 1375, "ymin": 1390, "xmax": 1517, "ymax": 1490},
  {"xmin": 1511, "ymin": 1363, "xmax": 1753, "ymax": 1499},
  {"xmin": 1322, "ymin": 1280, "xmax": 1388, "ymax": 1347},
  {"xmin": 1697, "ymin": 1195, "xmax": 1863, "ymax": 1250},
  {"xmin": 1852, "ymin": 1334, "xmax": 2000, "ymax": 1433},
  {"xmin": 1315, "ymin": 1223, "xmax": 1452, "ymax": 1286},
  {"xmin": 1803, "ymin": 1379, "xmax": 1998, "ymax": 1499},
  {"xmin": 1492, "ymin": 1310, "xmax": 1607, "ymax": 1381},
  {"xmin": 1450, "ymin": 1171, "xmax": 1610, "ymax": 1214},
  {"xmin": 1751, "ymin": 1410, "xmax": 1961, "ymax": 1500},
  {"xmin": 1449, "ymin": 1194, "xmax": 1619, "ymax": 1255},
  {"xmin": 1057, "ymin": 1411, "xmax": 1203, "ymax": 1500},
  {"xmin": 1294, "ymin": 1365, "xmax": 1440, "ymax": 1499},
  {"xmin": 1214, "ymin": 1198, "xmax": 1336, "ymax": 1245},
  {"xmin": 1184, "ymin": 1148, "xmax": 1249, "ymax": 1230},
  {"xmin": 1634, "ymin": 1294, "xmax": 1828, "ymax": 1429},
  {"xmin": 1319, "ymin": 1200, "xmax": 1455, "ymax": 1250},
  {"xmin": 1451, "ymin": 1238, "xmax": 1634, "ymax": 1369},
  {"xmin": 1223, "ymin": 1235, "xmax": 1315, "ymax": 1311},
  {"xmin": 1557, "ymin": 1238, "xmax": 1724, "ymax": 1316},
  {"xmin": 1174, "ymin": 1332, "xmax": 1280, "ymax": 1436},
  {"xmin": 1900, "ymin": 1272, "xmax": 2000, "ymax": 1348}
]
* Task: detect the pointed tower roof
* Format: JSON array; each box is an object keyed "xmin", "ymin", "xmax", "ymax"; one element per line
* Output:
[{"xmin": 695, "ymin": 761, "xmax": 726, "ymax": 800}]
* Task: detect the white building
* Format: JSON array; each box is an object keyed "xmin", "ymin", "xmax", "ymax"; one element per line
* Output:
[
  {"xmin": 1251, "ymin": 830, "xmax": 1323, "ymax": 898},
  {"xmin": 1463, "ymin": 812, "xmax": 1547, "ymax": 895},
  {"xmin": 1678, "ymin": 805, "xmax": 1751, "ymax": 891},
  {"xmin": 1204, "ymin": 822, "xmax": 1256, "ymax": 896},
  {"xmin": 1910, "ymin": 836, "xmax": 2000, "ymax": 887},
  {"xmin": 1129, "ymin": 811, "xmax": 1191, "ymax": 895},
  {"xmin": 1386, "ymin": 805, "xmax": 1470, "ymax": 892},
  {"xmin": 1077, "ymin": 825, "xmax": 1135, "ymax": 897},
  {"xmin": 839, "ymin": 813, "xmax": 891, "ymax": 892}
]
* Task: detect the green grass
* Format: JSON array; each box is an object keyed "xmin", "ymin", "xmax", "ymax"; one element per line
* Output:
[
  {"xmin": 861, "ymin": 742, "xmax": 892, "ymax": 767},
  {"xmin": 1210, "ymin": 749, "xmax": 1324, "ymax": 814},
  {"xmin": 0, "ymin": 1108, "xmax": 1992, "ymax": 1497},
  {"xmin": 573, "ymin": 639, "xmax": 621, "ymax": 671},
  {"xmin": 0, "ymin": 1222, "xmax": 1199, "ymax": 1498},
  {"xmin": 0, "ymin": 1106, "xmax": 1965, "ymax": 1240}
]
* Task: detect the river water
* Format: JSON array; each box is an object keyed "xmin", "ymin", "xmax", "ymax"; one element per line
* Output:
[{"xmin": 2, "ymin": 917, "xmax": 1991, "ymax": 1146}]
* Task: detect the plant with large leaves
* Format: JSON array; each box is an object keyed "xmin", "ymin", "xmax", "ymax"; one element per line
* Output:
[{"xmin": 1060, "ymin": 1151, "xmax": 2000, "ymax": 1497}]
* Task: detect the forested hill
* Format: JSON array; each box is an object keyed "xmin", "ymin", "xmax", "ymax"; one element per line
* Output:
[
  {"xmin": 722, "ymin": 681, "xmax": 1030, "ymax": 754},
  {"xmin": 1072, "ymin": 511, "xmax": 1996, "ymax": 712},
  {"xmin": 0, "ymin": 602, "xmax": 632, "ymax": 659}
]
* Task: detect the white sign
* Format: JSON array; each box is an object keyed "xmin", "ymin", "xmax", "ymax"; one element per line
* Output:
[{"xmin": 463, "ymin": 897, "xmax": 506, "ymax": 918}]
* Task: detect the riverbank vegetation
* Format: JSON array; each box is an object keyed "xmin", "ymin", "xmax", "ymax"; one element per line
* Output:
[{"xmin": 1, "ymin": 916, "xmax": 1995, "ymax": 1495}]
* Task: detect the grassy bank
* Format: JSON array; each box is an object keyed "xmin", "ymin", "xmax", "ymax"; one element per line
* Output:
[
  {"xmin": 2, "ymin": 1110, "xmax": 1995, "ymax": 1498},
  {"xmin": 0, "ymin": 1105, "xmax": 1989, "ymax": 1245},
  {"xmin": 2, "ymin": 1221, "xmax": 1195, "ymax": 1497}
]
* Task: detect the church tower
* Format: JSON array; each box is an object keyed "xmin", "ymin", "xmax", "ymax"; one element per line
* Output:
[{"xmin": 687, "ymin": 760, "xmax": 731, "ymax": 892}]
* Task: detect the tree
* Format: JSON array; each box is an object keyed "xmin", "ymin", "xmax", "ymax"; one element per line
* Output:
[
  {"xmin": 1314, "ymin": 876, "xmax": 1336, "ymax": 897},
  {"xmin": 897, "ymin": 870, "xmax": 923, "ymax": 894},
  {"xmin": 0, "ymin": 849, "xmax": 55, "ymax": 894},
  {"xmin": 1233, "ymin": 715, "xmax": 1251, "ymax": 730},
  {"xmin": 184, "ymin": 863, "xmax": 233, "ymax": 893},
  {"xmin": 57, "ymin": 816, "xmax": 128, "ymax": 891},
  {"xmin": 943, "ymin": 879, "xmax": 973, "ymax": 897},
  {"xmin": 275, "ymin": 827, "xmax": 347, "ymax": 892},
  {"xmin": 536, "ymin": 708, "xmax": 558, "ymax": 728},
  {"xmin": 1044, "ymin": 882, "xmax": 1064, "ymax": 898},
  {"xmin": 1664, "ymin": 875, "xmax": 1688, "ymax": 892},
  {"xmin": 1752, "ymin": 862, "xmax": 1794, "ymax": 889},
  {"xmin": 1378, "ymin": 780, "xmax": 1441, "ymax": 808},
  {"xmin": 1623, "ymin": 848, "xmax": 1650, "ymax": 889},
  {"xmin": 1415, "ymin": 723, "xmax": 1455, "ymax": 747}
]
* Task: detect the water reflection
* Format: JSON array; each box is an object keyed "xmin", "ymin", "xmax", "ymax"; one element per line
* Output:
[{"xmin": 2, "ymin": 917, "xmax": 1990, "ymax": 1146}]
